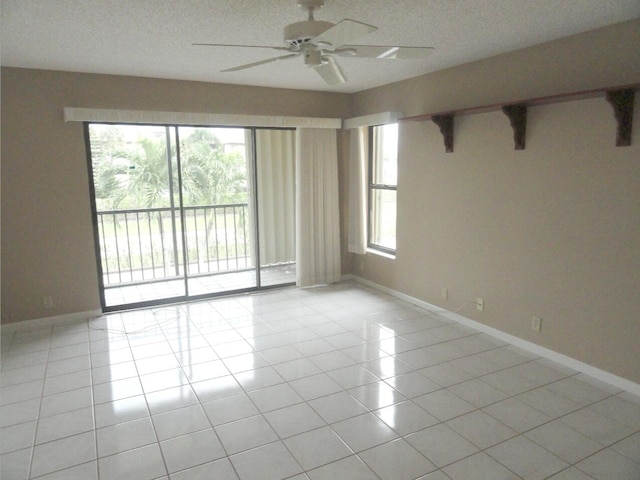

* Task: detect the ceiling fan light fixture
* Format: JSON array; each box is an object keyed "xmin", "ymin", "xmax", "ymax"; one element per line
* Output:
[{"xmin": 303, "ymin": 48, "xmax": 323, "ymax": 67}]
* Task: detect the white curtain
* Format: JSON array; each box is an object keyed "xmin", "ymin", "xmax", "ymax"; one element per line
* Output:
[
  {"xmin": 347, "ymin": 127, "xmax": 368, "ymax": 254},
  {"xmin": 255, "ymin": 129, "xmax": 296, "ymax": 266},
  {"xmin": 295, "ymin": 128, "xmax": 341, "ymax": 286}
]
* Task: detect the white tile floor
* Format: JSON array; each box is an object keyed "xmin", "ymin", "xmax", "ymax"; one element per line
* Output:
[{"xmin": 1, "ymin": 281, "xmax": 639, "ymax": 480}]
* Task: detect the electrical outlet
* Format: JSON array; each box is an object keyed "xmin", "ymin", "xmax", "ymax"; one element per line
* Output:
[
  {"xmin": 42, "ymin": 296, "xmax": 53, "ymax": 309},
  {"xmin": 531, "ymin": 316, "xmax": 542, "ymax": 332},
  {"xmin": 476, "ymin": 298, "xmax": 484, "ymax": 311},
  {"xmin": 441, "ymin": 288, "xmax": 448, "ymax": 300}
]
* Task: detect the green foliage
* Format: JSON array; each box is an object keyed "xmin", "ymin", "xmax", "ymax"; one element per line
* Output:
[
  {"xmin": 89, "ymin": 125, "xmax": 248, "ymax": 211},
  {"xmin": 179, "ymin": 129, "xmax": 248, "ymax": 206},
  {"xmin": 90, "ymin": 125, "xmax": 253, "ymax": 280},
  {"xmin": 119, "ymin": 137, "xmax": 171, "ymax": 209}
]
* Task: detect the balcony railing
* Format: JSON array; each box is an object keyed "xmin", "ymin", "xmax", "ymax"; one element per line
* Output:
[{"xmin": 97, "ymin": 204, "xmax": 251, "ymax": 286}]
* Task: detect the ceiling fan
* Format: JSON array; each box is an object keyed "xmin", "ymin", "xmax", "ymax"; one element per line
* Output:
[{"xmin": 194, "ymin": 0, "xmax": 434, "ymax": 86}]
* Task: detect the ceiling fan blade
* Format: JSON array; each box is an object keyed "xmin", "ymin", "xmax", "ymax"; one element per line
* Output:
[
  {"xmin": 315, "ymin": 56, "xmax": 347, "ymax": 86},
  {"xmin": 221, "ymin": 53, "xmax": 299, "ymax": 72},
  {"xmin": 194, "ymin": 43, "xmax": 291, "ymax": 52},
  {"xmin": 341, "ymin": 45, "xmax": 434, "ymax": 60},
  {"xmin": 312, "ymin": 19, "xmax": 378, "ymax": 50}
]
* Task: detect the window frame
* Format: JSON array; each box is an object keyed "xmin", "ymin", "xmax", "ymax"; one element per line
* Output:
[{"xmin": 367, "ymin": 123, "xmax": 398, "ymax": 256}]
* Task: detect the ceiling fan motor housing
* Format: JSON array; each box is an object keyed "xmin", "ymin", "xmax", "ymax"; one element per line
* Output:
[{"xmin": 284, "ymin": 20, "xmax": 334, "ymax": 48}]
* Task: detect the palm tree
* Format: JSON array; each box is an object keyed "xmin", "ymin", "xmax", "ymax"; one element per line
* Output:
[
  {"xmin": 91, "ymin": 125, "xmax": 251, "ymax": 273},
  {"xmin": 89, "ymin": 125, "xmax": 129, "ymax": 211},
  {"xmin": 90, "ymin": 125, "xmax": 172, "ymax": 210},
  {"xmin": 178, "ymin": 129, "xmax": 249, "ymax": 261},
  {"xmin": 91, "ymin": 125, "xmax": 248, "ymax": 210},
  {"xmin": 179, "ymin": 129, "xmax": 247, "ymax": 206},
  {"xmin": 119, "ymin": 137, "xmax": 172, "ymax": 209}
]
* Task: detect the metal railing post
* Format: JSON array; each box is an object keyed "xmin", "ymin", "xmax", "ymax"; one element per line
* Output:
[{"xmin": 97, "ymin": 203, "xmax": 250, "ymax": 287}]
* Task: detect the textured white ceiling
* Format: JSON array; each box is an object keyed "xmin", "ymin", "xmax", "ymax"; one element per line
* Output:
[{"xmin": 2, "ymin": 0, "xmax": 639, "ymax": 93}]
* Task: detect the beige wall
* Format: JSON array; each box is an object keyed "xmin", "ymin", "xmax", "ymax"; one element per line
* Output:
[
  {"xmin": 353, "ymin": 19, "xmax": 640, "ymax": 118},
  {"xmin": 349, "ymin": 19, "xmax": 640, "ymax": 382},
  {"xmin": 1, "ymin": 69, "xmax": 350, "ymax": 323}
]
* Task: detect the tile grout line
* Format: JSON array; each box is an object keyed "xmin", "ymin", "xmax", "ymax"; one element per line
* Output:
[
  {"xmin": 2, "ymin": 282, "xmax": 639, "ymax": 479},
  {"xmin": 27, "ymin": 322, "xmax": 54, "ymax": 480}
]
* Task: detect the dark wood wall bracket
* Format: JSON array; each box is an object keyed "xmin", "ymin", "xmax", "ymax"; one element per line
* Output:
[
  {"xmin": 501, "ymin": 104, "xmax": 528, "ymax": 150},
  {"xmin": 431, "ymin": 115, "xmax": 454, "ymax": 153},
  {"xmin": 402, "ymin": 83, "xmax": 638, "ymax": 152},
  {"xmin": 605, "ymin": 89, "xmax": 635, "ymax": 147}
]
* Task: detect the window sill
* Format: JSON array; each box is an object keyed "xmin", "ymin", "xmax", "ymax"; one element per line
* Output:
[{"xmin": 366, "ymin": 247, "xmax": 396, "ymax": 260}]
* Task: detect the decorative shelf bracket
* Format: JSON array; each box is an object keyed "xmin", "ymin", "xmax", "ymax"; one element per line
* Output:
[
  {"xmin": 403, "ymin": 83, "xmax": 638, "ymax": 149},
  {"xmin": 501, "ymin": 104, "xmax": 528, "ymax": 150},
  {"xmin": 605, "ymin": 88, "xmax": 635, "ymax": 147},
  {"xmin": 432, "ymin": 114, "xmax": 454, "ymax": 153}
]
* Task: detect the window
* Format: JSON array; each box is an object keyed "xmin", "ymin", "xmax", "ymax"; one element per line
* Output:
[{"xmin": 368, "ymin": 123, "xmax": 398, "ymax": 254}]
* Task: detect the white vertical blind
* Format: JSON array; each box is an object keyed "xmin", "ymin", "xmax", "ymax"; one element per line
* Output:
[
  {"xmin": 255, "ymin": 129, "xmax": 296, "ymax": 266},
  {"xmin": 347, "ymin": 127, "xmax": 368, "ymax": 254},
  {"xmin": 295, "ymin": 128, "xmax": 341, "ymax": 286}
]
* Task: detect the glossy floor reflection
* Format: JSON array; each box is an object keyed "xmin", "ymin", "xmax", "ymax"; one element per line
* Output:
[{"xmin": 1, "ymin": 282, "xmax": 640, "ymax": 479}]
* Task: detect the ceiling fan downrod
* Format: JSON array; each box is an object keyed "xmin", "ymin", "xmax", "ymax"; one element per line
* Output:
[{"xmin": 297, "ymin": 0, "xmax": 325, "ymax": 21}]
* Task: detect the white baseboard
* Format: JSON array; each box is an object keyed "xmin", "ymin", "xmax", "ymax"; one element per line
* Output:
[
  {"xmin": 1, "ymin": 310, "xmax": 103, "ymax": 333},
  {"xmin": 349, "ymin": 275, "xmax": 640, "ymax": 397}
]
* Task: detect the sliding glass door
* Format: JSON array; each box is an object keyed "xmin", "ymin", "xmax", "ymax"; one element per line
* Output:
[
  {"xmin": 179, "ymin": 126, "xmax": 257, "ymax": 296},
  {"xmin": 86, "ymin": 123, "xmax": 295, "ymax": 311}
]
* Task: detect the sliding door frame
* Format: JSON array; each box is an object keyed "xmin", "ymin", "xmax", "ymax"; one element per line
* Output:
[{"xmin": 84, "ymin": 122, "xmax": 295, "ymax": 313}]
